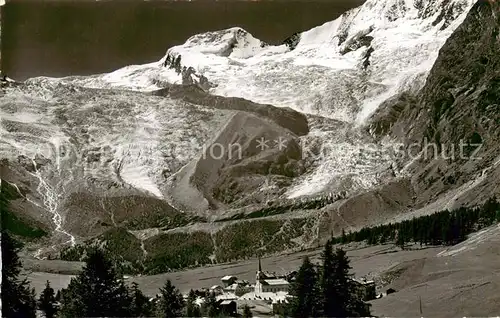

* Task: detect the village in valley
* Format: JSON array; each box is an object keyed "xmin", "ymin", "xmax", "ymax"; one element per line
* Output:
[{"xmin": 182, "ymin": 257, "xmax": 378, "ymax": 316}]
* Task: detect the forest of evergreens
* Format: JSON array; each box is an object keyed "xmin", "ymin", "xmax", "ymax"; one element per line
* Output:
[{"xmin": 331, "ymin": 198, "xmax": 500, "ymax": 248}]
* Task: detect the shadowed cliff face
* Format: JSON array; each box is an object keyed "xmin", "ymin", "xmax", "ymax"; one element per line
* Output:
[
  {"xmin": 399, "ymin": 0, "xmax": 500, "ymax": 144},
  {"xmin": 1, "ymin": 0, "xmax": 364, "ymax": 80},
  {"xmin": 373, "ymin": 0, "xmax": 500, "ymax": 208}
]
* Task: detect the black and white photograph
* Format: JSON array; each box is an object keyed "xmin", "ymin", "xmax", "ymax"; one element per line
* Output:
[{"xmin": 1, "ymin": 0, "xmax": 499, "ymax": 316}]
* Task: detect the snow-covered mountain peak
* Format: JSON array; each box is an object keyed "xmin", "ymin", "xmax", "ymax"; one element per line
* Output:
[
  {"xmin": 298, "ymin": 0, "xmax": 472, "ymax": 53},
  {"xmin": 53, "ymin": 0, "xmax": 475, "ymax": 126},
  {"xmin": 163, "ymin": 27, "xmax": 267, "ymax": 60},
  {"xmin": 351, "ymin": 0, "xmax": 471, "ymax": 26}
]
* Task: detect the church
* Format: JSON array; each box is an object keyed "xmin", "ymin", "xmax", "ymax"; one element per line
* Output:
[{"xmin": 254, "ymin": 257, "xmax": 290, "ymax": 294}]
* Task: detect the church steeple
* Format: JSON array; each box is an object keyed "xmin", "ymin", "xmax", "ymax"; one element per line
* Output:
[{"xmin": 256, "ymin": 256, "xmax": 264, "ymax": 294}]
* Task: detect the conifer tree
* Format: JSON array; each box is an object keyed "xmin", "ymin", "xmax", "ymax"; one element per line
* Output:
[
  {"xmin": 340, "ymin": 228, "xmax": 347, "ymax": 244},
  {"xmin": 288, "ymin": 256, "xmax": 319, "ymax": 317},
  {"xmin": 331, "ymin": 248, "xmax": 353, "ymax": 317},
  {"xmin": 155, "ymin": 280, "xmax": 185, "ymax": 318},
  {"xmin": 129, "ymin": 281, "xmax": 153, "ymax": 317},
  {"xmin": 38, "ymin": 280, "xmax": 58, "ymax": 318},
  {"xmin": 331, "ymin": 248, "xmax": 371, "ymax": 317},
  {"xmin": 396, "ymin": 231, "xmax": 405, "ymax": 250},
  {"xmin": 186, "ymin": 289, "xmax": 201, "ymax": 317},
  {"xmin": 204, "ymin": 291, "xmax": 220, "ymax": 317},
  {"xmin": 0, "ymin": 230, "xmax": 37, "ymax": 318},
  {"xmin": 58, "ymin": 248, "xmax": 132, "ymax": 317},
  {"xmin": 318, "ymin": 245, "xmax": 371, "ymax": 317},
  {"xmin": 319, "ymin": 240, "xmax": 339, "ymax": 317}
]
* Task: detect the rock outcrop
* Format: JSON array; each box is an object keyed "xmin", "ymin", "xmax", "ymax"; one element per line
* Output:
[
  {"xmin": 167, "ymin": 111, "xmax": 305, "ymax": 215},
  {"xmin": 371, "ymin": 0, "xmax": 500, "ymax": 208},
  {"xmin": 283, "ymin": 32, "xmax": 301, "ymax": 51}
]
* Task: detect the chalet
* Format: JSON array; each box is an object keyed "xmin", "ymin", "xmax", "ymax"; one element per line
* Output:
[
  {"xmin": 224, "ymin": 280, "xmax": 254, "ymax": 295},
  {"xmin": 352, "ymin": 278, "xmax": 376, "ymax": 301},
  {"xmin": 219, "ymin": 300, "xmax": 237, "ymax": 316},
  {"xmin": 210, "ymin": 285, "xmax": 224, "ymax": 295},
  {"xmin": 221, "ymin": 275, "xmax": 237, "ymax": 287},
  {"xmin": 386, "ymin": 288, "xmax": 397, "ymax": 295}
]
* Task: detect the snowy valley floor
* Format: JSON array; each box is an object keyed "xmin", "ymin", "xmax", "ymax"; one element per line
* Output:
[{"xmin": 23, "ymin": 224, "xmax": 500, "ymax": 316}]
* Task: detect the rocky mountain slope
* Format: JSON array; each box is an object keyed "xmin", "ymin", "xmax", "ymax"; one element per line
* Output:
[
  {"xmin": 0, "ymin": 82, "xmax": 311, "ymax": 260},
  {"xmin": 371, "ymin": 0, "xmax": 500, "ymax": 210},
  {"xmin": 3, "ymin": 0, "xmax": 499, "ymax": 272}
]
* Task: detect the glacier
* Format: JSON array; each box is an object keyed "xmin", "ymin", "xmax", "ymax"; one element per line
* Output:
[
  {"xmin": 45, "ymin": 0, "xmax": 475, "ymax": 124},
  {"xmin": 13, "ymin": 0, "xmax": 475, "ymax": 199},
  {"xmin": 0, "ymin": 0, "xmax": 478, "ymax": 254}
]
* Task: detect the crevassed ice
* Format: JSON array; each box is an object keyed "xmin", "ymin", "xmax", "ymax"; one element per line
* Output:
[{"xmin": 14, "ymin": 0, "xmax": 477, "ymax": 200}]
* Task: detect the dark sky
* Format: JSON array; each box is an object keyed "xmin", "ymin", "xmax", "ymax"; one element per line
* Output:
[{"xmin": 1, "ymin": 0, "xmax": 365, "ymax": 80}]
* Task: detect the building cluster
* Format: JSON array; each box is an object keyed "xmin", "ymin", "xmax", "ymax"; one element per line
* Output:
[
  {"xmin": 183, "ymin": 258, "xmax": 377, "ymax": 316},
  {"xmin": 192, "ymin": 258, "xmax": 293, "ymax": 315}
]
